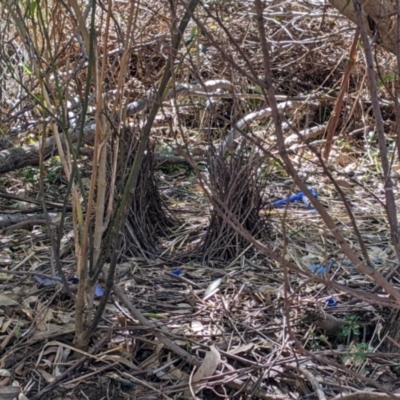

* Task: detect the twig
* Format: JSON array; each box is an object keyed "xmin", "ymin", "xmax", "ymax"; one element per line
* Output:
[
  {"xmin": 297, "ymin": 365, "xmax": 327, "ymax": 400},
  {"xmin": 30, "ymin": 334, "xmax": 110, "ymax": 400},
  {"xmin": 324, "ymin": 28, "xmax": 359, "ymax": 160},
  {"xmin": 332, "ymin": 393, "xmax": 400, "ymax": 400},
  {"xmin": 108, "ymin": 272, "xmax": 201, "ymax": 367},
  {"xmin": 0, "ymin": 268, "xmax": 63, "ymax": 281}
]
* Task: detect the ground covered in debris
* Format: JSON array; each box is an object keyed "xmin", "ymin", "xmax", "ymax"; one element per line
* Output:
[{"xmin": 1, "ymin": 0, "xmax": 400, "ymax": 399}]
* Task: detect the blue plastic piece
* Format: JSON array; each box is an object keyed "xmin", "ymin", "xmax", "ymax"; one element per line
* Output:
[
  {"xmin": 69, "ymin": 276, "xmax": 79, "ymax": 284},
  {"xmin": 272, "ymin": 188, "xmax": 319, "ymax": 208},
  {"xmin": 325, "ymin": 298, "xmax": 337, "ymax": 307},
  {"xmin": 310, "ymin": 264, "xmax": 327, "ymax": 274},
  {"xmin": 95, "ymin": 284, "xmax": 105, "ymax": 297},
  {"xmin": 310, "ymin": 260, "xmax": 333, "ymax": 275},
  {"xmin": 171, "ymin": 269, "xmax": 182, "ymax": 276}
]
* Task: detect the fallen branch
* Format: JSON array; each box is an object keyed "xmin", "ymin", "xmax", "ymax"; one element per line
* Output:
[
  {"xmin": 297, "ymin": 365, "xmax": 327, "ymax": 400},
  {"xmin": 0, "ymin": 81, "xmax": 328, "ymax": 173},
  {"xmin": 0, "ymin": 213, "xmax": 58, "ymax": 230},
  {"xmin": 284, "ymin": 124, "xmax": 327, "ymax": 146},
  {"xmin": 0, "ymin": 124, "xmax": 95, "ymax": 173},
  {"xmin": 221, "ymin": 100, "xmax": 320, "ymax": 153},
  {"xmin": 332, "ymin": 393, "xmax": 400, "ymax": 400}
]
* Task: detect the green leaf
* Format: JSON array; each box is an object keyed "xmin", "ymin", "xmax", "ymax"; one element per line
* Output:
[
  {"xmin": 252, "ymin": 85, "xmax": 263, "ymax": 94},
  {"xmin": 20, "ymin": 62, "xmax": 33, "ymax": 75},
  {"xmin": 185, "ymin": 25, "xmax": 198, "ymax": 47}
]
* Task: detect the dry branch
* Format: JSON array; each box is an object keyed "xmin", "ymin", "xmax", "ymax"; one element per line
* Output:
[
  {"xmin": 0, "ymin": 124, "xmax": 95, "ymax": 173},
  {"xmin": 332, "ymin": 394, "xmax": 400, "ymax": 400},
  {"xmin": 0, "ymin": 80, "xmax": 235, "ymax": 173},
  {"xmin": 221, "ymin": 100, "xmax": 320, "ymax": 153},
  {"xmin": 0, "ymin": 80, "xmax": 326, "ymax": 174}
]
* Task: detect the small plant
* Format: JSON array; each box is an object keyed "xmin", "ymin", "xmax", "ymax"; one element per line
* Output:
[
  {"xmin": 339, "ymin": 315, "xmax": 360, "ymax": 340},
  {"xmin": 342, "ymin": 342, "xmax": 372, "ymax": 367},
  {"xmin": 377, "ymin": 72, "xmax": 398, "ymax": 88},
  {"xmin": 393, "ymin": 363, "xmax": 400, "ymax": 375},
  {"xmin": 19, "ymin": 167, "xmax": 39, "ymax": 187},
  {"xmin": 308, "ymin": 333, "xmax": 330, "ymax": 351}
]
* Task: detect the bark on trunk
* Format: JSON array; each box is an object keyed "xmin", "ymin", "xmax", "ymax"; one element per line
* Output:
[{"xmin": 329, "ymin": 0, "xmax": 397, "ymax": 56}]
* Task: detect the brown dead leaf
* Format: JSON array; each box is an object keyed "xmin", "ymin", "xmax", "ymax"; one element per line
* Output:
[
  {"xmin": 38, "ymin": 369, "xmax": 55, "ymax": 383},
  {"xmin": 13, "ymin": 362, "xmax": 24, "ymax": 376},
  {"xmin": 138, "ymin": 344, "xmax": 163, "ymax": 370},
  {"xmin": 169, "ymin": 367, "xmax": 189, "ymax": 381},
  {"xmin": 27, "ymin": 323, "xmax": 75, "ymax": 343},
  {"xmin": 0, "ymin": 325, "xmax": 19, "ymax": 351},
  {"xmin": 185, "ymin": 345, "xmax": 221, "ymax": 396},
  {"xmin": 0, "ymin": 319, "xmax": 12, "ymax": 334},
  {"xmin": 0, "ymin": 378, "xmax": 11, "ymax": 387}
]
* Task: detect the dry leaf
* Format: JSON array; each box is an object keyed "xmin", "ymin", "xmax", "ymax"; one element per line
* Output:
[
  {"xmin": 191, "ymin": 321, "xmax": 204, "ymax": 333},
  {"xmin": 187, "ymin": 269, "xmax": 206, "ymax": 278},
  {"xmin": 54, "ymin": 312, "xmax": 72, "ymax": 324},
  {"xmin": 0, "ymin": 325, "xmax": 19, "ymax": 351},
  {"xmin": 100, "ymin": 355, "xmax": 139, "ymax": 371},
  {"xmin": 38, "ymin": 369, "xmax": 55, "ymax": 383},
  {"xmin": 185, "ymin": 345, "xmax": 221, "ymax": 396},
  {"xmin": 36, "ymin": 302, "xmax": 54, "ymax": 331},
  {"xmin": 229, "ymin": 343, "xmax": 254, "ymax": 355},
  {"xmin": 0, "ymin": 386, "xmax": 20, "ymax": 400},
  {"xmin": 203, "ymin": 278, "xmax": 221, "ymax": 299},
  {"xmin": 0, "ymin": 378, "xmax": 11, "ymax": 387},
  {"xmin": 0, "ymin": 319, "xmax": 12, "ymax": 334},
  {"xmin": 169, "ymin": 367, "xmax": 189, "ymax": 380},
  {"xmin": 0, "ymin": 295, "xmax": 19, "ymax": 307},
  {"xmin": 27, "ymin": 323, "xmax": 75, "ymax": 343}
]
